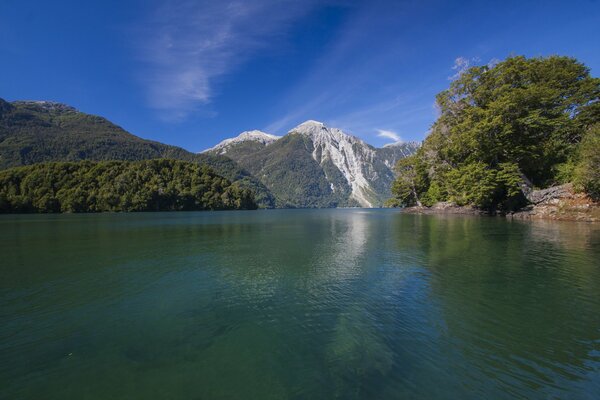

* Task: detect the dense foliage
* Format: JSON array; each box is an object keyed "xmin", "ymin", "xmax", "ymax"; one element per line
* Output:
[
  {"xmin": 573, "ymin": 124, "xmax": 600, "ymax": 200},
  {"xmin": 390, "ymin": 56, "xmax": 600, "ymax": 210},
  {"xmin": 0, "ymin": 159, "xmax": 257, "ymax": 213},
  {"xmin": 0, "ymin": 100, "xmax": 275, "ymax": 207}
]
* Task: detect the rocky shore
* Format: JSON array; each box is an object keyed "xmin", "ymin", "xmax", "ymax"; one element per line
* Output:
[
  {"xmin": 402, "ymin": 202, "xmax": 486, "ymax": 216},
  {"xmin": 507, "ymin": 184, "xmax": 599, "ymax": 222},
  {"xmin": 403, "ymin": 184, "xmax": 599, "ymax": 222}
]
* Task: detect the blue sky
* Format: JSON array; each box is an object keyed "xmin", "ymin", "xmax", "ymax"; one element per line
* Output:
[{"xmin": 1, "ymin": 0, "xmax": 599, "ymax": 151}]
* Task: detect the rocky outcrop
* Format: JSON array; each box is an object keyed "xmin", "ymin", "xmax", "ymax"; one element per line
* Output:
[
  {"xmin": 508, "ymin": 185, "xmax": 599, "ymax": 222},
  {"xmin": 525, "ymin": 184, "xmax": 573, "ymax": 205}
]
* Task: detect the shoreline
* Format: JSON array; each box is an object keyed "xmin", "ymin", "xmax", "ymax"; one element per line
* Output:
[{"xmin": 402, "ymin": 192, "xmax": 599, "ymax": 223}]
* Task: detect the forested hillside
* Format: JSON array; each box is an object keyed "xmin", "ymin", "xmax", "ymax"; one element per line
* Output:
[
  {"xmin": 0, "ymin": 99, "xmax": 275, "ymax": 207},
  {"xmin": 389, "ymin": 55, "xmax": 600, "ymax": 211},
  {"xmin": 0, "ymin": 159, "xmax": 257, "ymax": 213}
]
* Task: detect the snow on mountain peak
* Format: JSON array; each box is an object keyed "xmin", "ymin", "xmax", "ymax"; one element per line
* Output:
[
  {"xmin": 290, "ymin": 120, "xmax": 326, "ymax": 135},
  {"xmin": 202, "ymin": 130, "xmax": 280, "ymax": 154},
  {"xmin": 290, "ymin": 120, "xmax": 366, "ymax": 145},
  {"xmin": 236, "ymin": 130, "xmax": 281, "ymax": 143}
]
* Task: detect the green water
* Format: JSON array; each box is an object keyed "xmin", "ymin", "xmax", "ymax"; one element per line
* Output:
[{"xmin": 1, "ymin": 209, "xmax": 599, "ymax": 399}]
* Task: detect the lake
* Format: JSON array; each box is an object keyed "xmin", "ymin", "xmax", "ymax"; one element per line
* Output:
[{"xmin": 1, "ymin": 209, "xmax": 599, "ymax": 399}]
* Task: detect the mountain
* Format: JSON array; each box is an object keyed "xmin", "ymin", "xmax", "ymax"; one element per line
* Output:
[
  {"xmin": 0, "ymin": 98, "xmax": 275, "ymax": 207},
  {"xmin": 205, "ymin": 120, "xmax": 419, "ymax": 207}
]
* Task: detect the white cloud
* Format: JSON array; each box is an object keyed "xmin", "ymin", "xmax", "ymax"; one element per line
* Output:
[
  {"xmin": 136, "ymin": 0, "xmax": 319, "ymax": 120},
  {"xmin": 487, "ymin": 58, "xmax": 501, "ymax": 68},
  {"xmin": 377, "ymin": 129, "xmax": 402, "ymax": 143},
  {"xmin": 449, "ymin": 56, "xmax": 480, "ymax": 80}
]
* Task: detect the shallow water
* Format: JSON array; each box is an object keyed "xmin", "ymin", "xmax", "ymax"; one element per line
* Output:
[{"xmin": 1, "ymin": 209, "xmax": 599, "ymax": 399}]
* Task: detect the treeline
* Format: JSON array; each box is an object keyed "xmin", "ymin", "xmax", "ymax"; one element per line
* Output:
[
  {"xmin": 0, "ymin": 159, "xmax": 258, "ymax": 213},
  {"xmin": 389, "ymin": 55, "xmax": 600, "ymax": 211}
]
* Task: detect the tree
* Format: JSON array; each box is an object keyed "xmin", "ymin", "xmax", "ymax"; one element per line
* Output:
[
  {"xmin": 391, "ymin": 156, "xmax": 423, "ymax": 207},
  {"xmin": 389, "ymin": 55, "xmax": 600, "ymax": 211}
]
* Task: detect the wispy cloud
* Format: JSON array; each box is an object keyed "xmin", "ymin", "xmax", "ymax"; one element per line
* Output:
[
  {"xmin": 449, "ymin": 56, "xmax": 480, "ymax": 80},
  {"xmin": 136, "ymin": 0, "xmax": 319, "ymax": 120},
  {"xmin": 264, "ymin": 2, "xmax": 440, "ymax": 142},
  {"xmin": 377, "ymin": 129, "xmax": 402, "ymax": 143}
]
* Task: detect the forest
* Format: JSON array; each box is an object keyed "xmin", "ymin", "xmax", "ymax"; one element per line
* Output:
[{"xmin": 0, "ymin": 159, "xmax": 258, "ymax": 213}]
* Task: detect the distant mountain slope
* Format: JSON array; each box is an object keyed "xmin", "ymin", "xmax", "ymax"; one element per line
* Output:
[
  {"xmin": 0, "ymin": 98, "xmax": 275, "ymax": 207},
  {"xmin": 205, "ymin": 120, "xmax": 419, "ymax": 207},
  {"xmin": 205, "ymin": 130, "xmax": 281, "ymax": 155}
]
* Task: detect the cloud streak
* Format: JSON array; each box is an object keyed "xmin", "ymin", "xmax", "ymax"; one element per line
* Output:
[
  {"xmin": 137, "ymin": 0, "xmax": 319, "ymax": 120},
  {"xmin": 263, "ymin": 2, "xmax": 441, "ymax": 142},
  {"xmin": 449, "ymin": 56, "xmax": 481, "ymax": 80},
  {"xmin": 377, "ymin": 129, "xmax": 402, "ymax": 142}
]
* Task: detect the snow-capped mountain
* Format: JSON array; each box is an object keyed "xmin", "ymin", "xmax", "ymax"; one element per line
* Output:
[
  {"xmin": 204, "ymin": 121, "xmax": 418, "ymax": 208},
  {"xmin": 290, "ymin": 120, "xmax": 388, "ymax": 207},
  {"xmin": 203, "ymin": 130, "xmax": 281, "ymax": 155}
]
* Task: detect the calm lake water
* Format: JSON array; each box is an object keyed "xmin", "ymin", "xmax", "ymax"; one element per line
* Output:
[{"xmin": 1, "ymin": 209, "xmax": 599, "ymax": 399}]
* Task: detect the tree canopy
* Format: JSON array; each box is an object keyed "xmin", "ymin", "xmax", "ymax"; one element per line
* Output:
[
  {"xmin": 390, "ymin": 55, "xmax": 600, "ymax": 210},
  {"xmin": 0, "ymin": 159, "xmax": 258, "ymax": 213}
]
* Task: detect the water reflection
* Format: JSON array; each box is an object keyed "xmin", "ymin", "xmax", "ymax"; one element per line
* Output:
[
  {"xmin": 393, "ymin": 214, "xmax": 600, "ymax": 398},
  {"xmin": 1, "ymin": 211, "xmax": 599, "ymax": 399}
]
